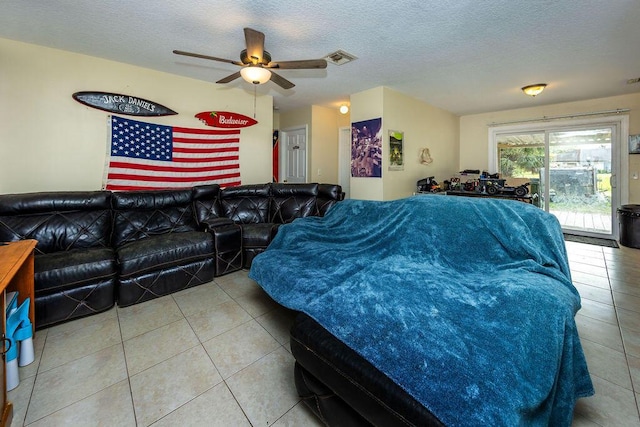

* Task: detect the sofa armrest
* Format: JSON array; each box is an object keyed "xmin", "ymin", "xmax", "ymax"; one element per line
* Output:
[
  {"xmin": 199, "ymin": 217, "xmax": 235, "ymax": 232},
  {"xmin": 208, "ymin": 221, "xmax": 243, "ymax": 276}
]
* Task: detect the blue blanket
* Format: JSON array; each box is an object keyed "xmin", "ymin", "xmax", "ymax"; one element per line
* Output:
[{"xmin": 249, "ymin": 196, "xmax": 594, "ymax": 426}]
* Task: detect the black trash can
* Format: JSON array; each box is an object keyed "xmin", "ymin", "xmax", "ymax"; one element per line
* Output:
[{"xmin": 618, "ymin": 204, "xmax": 640, "ymax": 249}]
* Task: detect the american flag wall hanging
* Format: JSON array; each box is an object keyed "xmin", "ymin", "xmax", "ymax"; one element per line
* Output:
[{"xmin": 104, "ymin": 116, "xmax": 241, "ymax": 191}]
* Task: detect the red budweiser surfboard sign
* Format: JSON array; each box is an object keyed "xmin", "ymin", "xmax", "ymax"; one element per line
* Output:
[{"xmin": 195, "ymin": 111, "xmax": 258, "ymax": 128}]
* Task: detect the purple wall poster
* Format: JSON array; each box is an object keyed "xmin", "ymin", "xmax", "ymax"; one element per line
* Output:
[{"xmin": 351, "ymin": 118, "xmax": 382, "ymax": 177}]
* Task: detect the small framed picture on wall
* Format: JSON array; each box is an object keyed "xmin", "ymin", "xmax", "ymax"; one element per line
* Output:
[
  {"xmin": 388, "ymin": 130, "xmax": 404, "ymax": 171},
  {"xmin": 630, "ymin": 134, "xmax": 640, "ymax": 154}
]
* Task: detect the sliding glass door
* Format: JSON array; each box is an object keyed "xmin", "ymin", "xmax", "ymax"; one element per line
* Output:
[
  {"xmin": 496, "ymin": 131, "xmax": 544, "ymax": 206},
  {"xmin": 492, "ymin": 118, "xmax": 624, "ymax": 239},
  {"xmin": 547, "ymin": 128, "xmax": 613, "ymax": 235}
]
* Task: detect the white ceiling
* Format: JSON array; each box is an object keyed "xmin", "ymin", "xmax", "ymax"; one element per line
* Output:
[{"xmin": 2, "ymin": 0, "xmax": 640, "ymax": 115}]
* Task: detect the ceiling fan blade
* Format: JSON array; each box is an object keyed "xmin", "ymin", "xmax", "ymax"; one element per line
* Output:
[
  {"xmin": 244, "ymin": 28, "xmax": 265, "ymax": 63},
  {"xmin": 269, "ymin": 71, "xmax": 295, "ymax": 89},
  {"xmin": 173, "ymin": 50, "xmax": 243, "ymax": 66},
  {"xmin": 216, "ymin": 71, "xmax": 242, "ymax": 84},
  {"xmin": 267, "ymin": 59, "xmax": 327, "ymax": 70}
]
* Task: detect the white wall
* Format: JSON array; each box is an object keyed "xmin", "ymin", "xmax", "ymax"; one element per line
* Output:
[
  {"xmin": 0, "ymin": 38, "xmax": 273, "ymax": 194},
  {"xmin": 460, "ymin": 93, "xmax": 640, "ymax": 203},
  {"xmin": 310, "ymin": 105, "xmax": 340, "ymax": 184},
  {"xmin": 381, "ymin": 87, "xmax": 459, "ymax": 200},
  {"xmin": 349, "ymin": 87, "xmax": 459, "ymax": 201}
]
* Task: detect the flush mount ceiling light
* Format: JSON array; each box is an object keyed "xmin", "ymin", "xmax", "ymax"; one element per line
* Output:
[
  {"xmin": 339, "ymin": 104, "xmax": 349, "ymax": 114},
  {"xmin": 240, "ymin": 66, "xmax": 272, "ymax": 85},
  {"xmin": 521, "ymin": 83, "xmax": 547, "ymax": 97}
]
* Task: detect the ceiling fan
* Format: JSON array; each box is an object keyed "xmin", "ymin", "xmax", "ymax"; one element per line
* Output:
[{"xmin": 173, "ymin": 27, "xmax": 327, "ymax": 89}]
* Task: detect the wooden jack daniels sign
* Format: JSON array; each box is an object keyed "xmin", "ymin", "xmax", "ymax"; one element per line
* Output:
[{"xmin": 72, "ymin": 91, "xmax": 177, "ymax": 116}]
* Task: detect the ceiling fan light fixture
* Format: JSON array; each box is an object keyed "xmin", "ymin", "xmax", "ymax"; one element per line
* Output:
[
  {"xmin": 240, "ymin": 66, "xmax": 271, "ymax": 84},
  {"xmin": 174, "ymin": 28, "xmax": 323, "ymax": 89},
  {"xmin": 521, "ymin": 83, "xmax": 547, "ymax": 97},
  {"xmin": 339, "ymin": 104, "xmax": 349, "ymax": 114}
]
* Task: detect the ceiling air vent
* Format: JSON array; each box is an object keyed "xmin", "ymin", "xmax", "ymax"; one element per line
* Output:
[{"xmin": 324, "ymin": 50, "xmax": 357, "ymax": 66}]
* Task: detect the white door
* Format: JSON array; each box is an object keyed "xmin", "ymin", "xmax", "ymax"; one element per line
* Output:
[
  {"xmin": 338, "ymin": 126, "xmax": 351, "ymax": 198},
  {"xmin": 281, "ymin": 127, "xmax": 307, "ymax": 183}
]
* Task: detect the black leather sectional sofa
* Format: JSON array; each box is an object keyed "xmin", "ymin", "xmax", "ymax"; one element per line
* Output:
[
  {"xmin": 0, "ymin": 182, "xmax": 342, "ymax": 329},
  {"xmin": 291, "ymin": 313, "xmax": 445, "ymax": 427}
]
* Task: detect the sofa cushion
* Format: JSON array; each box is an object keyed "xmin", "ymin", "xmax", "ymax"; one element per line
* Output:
[
  {"xmin": 117, "ymin": 231, "xmax": 214, "ymax": 277},
  {"xmin": 220, "ymin": 184, "xmax": 271, "ymax": 224},
  {"xmin": 0, "ymin": 191, "xmax": 112, "ymax": 254},
  {"xmin": 270, "ymin": 183, "xmax": 318, "ymax": 223},
  {"xmin": 112, "ymin": 189, "xmax": 198, "ymax": 247},
  {"xmin": 34, "ymin": 247, "xmax": 117, "ymax": 295}
]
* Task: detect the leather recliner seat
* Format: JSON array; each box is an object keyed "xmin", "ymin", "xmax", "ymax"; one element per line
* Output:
[
  {"xmin": 0, "ymin": 191, "xmax": 117, "ymax": 328},
  {"xmin": 111, "ymin": 189, "xmax": 216, "ymax": 307}
]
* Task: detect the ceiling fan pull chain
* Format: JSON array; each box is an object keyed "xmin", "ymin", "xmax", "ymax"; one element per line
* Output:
[{"xmin": 253, "ymin": 84, "xmax": 257, "ymax": 118}]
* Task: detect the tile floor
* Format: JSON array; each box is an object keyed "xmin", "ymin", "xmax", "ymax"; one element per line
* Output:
[{"xmin": 6, "ymin": 241, "xmax": 640, "ymax": 426}]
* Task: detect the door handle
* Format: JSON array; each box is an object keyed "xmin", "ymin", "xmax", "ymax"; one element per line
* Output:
[{"xmin": 1, "ymin": 336, "xmax": 11, "ymax": 359}]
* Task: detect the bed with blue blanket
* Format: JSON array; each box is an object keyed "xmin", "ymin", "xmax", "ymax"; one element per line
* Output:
[{"xmin": 249, "ymin": 195, "xmax": 594, "ymax": 426}]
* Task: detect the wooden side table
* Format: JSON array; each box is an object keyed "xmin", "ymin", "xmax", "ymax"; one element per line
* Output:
[{"xmin": 0, "ymin": 240, "xmax": 37, "ymax": 427}]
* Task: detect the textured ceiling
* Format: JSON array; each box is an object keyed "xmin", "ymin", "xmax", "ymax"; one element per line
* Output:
[{"xmin": 2, "ymin": 0, "xmax": 640, "ymax": 115}]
